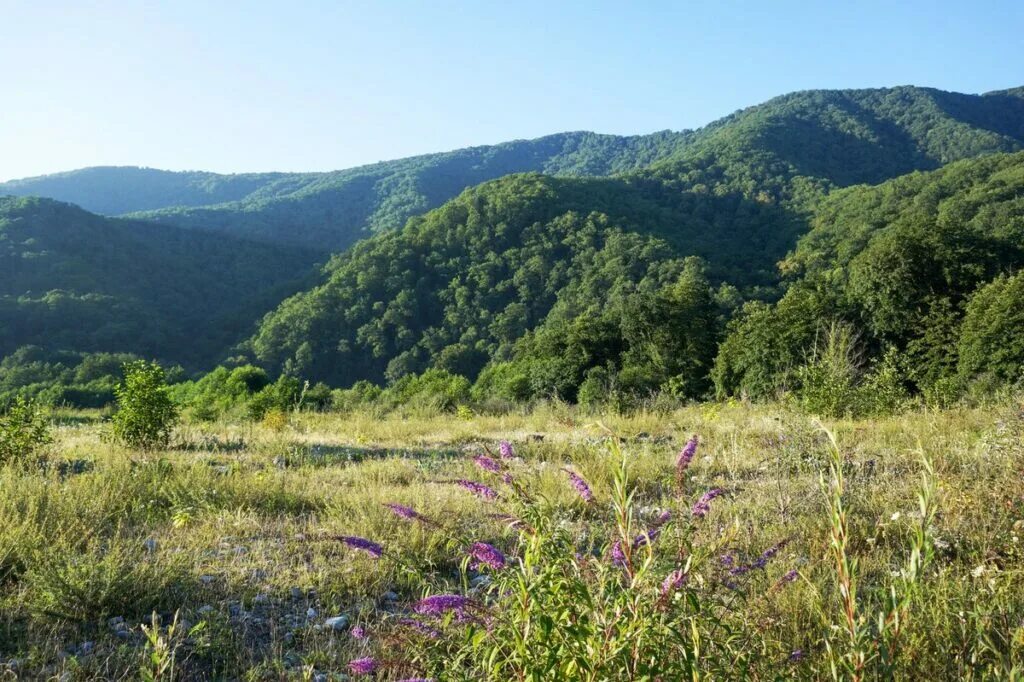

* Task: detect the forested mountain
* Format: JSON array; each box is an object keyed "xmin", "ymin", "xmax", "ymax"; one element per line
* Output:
[
  {"xmin": 0, "ymin": 167, "xmax": 288, "ymax": 216},
  {"xmin": 245, "ymin": 86, "xmax": 1024, "ymax": 399},
  {"xmin": 0, "ymin": 196, "xmax": 322, "ymax": 367},
  {"xmin": 714, "ymin": 151, "xmax": 1024, "ymax": 400},
  {"xmin": 3, "ymin": 84, "xmax": 1024, "ymax": 408},
  {"xmin": 6, "ymin": 86, "xmax": 1023, "ymax": 254}
]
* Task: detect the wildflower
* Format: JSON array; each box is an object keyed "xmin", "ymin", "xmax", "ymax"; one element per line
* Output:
[
  {"xmin": 349, "ymin": 657, "xmax": 377, "ymax": 675},
  {"xmin": 455, "ymin": 479, "xmax": 498, "ymax": 500},
  {"xmin": 414, "ymin": 594, "xmax": 476, "ymax": 617},
  {"xmin": 781, "ymin": 569, "xmax": 799, "ymax": 583},
  {"xmin": 691, "ymin": 488, "xmax": 724, "ymax": 518},
  {"xmin": 384, "ymin": 502, "xmax": 432, "ymax": 523},
  {"xmin": 562, "ymin": 468, "xmax": 594, "ymax": 502},
  {"xmin": 751, "ymin": 539, "xmax": 788, "ymax": 570},
  {"xmin": 339, "ymin": 536, "xmax": 383, "ymax": 558},
  {"xmin": 351, "ymin": 625, "xmax": 366, "ymax": 639},
  {"xmin": 789, "ymin": 649, "xmax": 804, "ymax": 663},
  {"xmin": 474, "ymin": 454, "xmax": 502, "ymax": 473},
  {"xmin": 398, "ymin": 618, "xmax": 441, "ymax": 638},
  {"xmin": 676, "ymin": 435, "xmax": 699, "ymax": 472},
  {"xmin": 653, "ymin": 509, "xmax": 673, "ymax": 527},
  {"xmin": 610, "ymin": 540, "xmax": 626, "ymax": 566},
  {"xmin": 498, "ymin": 440, "xmax": 515, "ymax": 459},
  {"xmin": 661, "ymin": 568, "xmax": 688, "ymax": 596},
  {"xmin": 468, "ymin": 542, "xmax": 506, "ymax": 570},
  {"xmin": 502, "ymin": 472, "xmax": 514, "ymax": 484}
]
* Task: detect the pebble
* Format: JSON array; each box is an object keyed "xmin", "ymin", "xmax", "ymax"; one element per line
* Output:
[
  {"xmin": 200, "ymin": 575, "xmax": 215, "ymax": 585},
  {"xmin": 306, "ymin": 607, "xmax": 318, "ymax": 619},
  {"xmin": 143, "ymin": 538, "xmax": 157, "ymax": 553},
  {"xmin": 381, "ymin": 591, "xmax": 400, "ymax": 602},
  {"xmin": 324, "ymin": 615, "xmax": 350, "ymax": 632}
]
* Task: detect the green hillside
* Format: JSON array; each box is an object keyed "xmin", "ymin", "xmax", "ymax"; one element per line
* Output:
[
  {"xmin": 0, "ymin": 196, "xmax": 322, "ymax": 367},
  {"xmin": 7, "ymin": 86, "xmax": 1021, "ymax": 254},
  {"xmin": 714, "ymin": 151, "xmax": 1024, "ymax": 401}
]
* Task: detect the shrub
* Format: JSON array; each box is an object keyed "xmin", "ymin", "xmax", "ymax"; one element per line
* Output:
[
  {"xmin": 0, "ymin": 396, "xmax": 52, "ymax": 465},
  {"xmin": 111, "ymin": 361, "xmax": 179, "ymax": 450}
]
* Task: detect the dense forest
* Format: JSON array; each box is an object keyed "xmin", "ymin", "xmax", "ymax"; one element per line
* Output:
[
  {"xmin": 2, "ymin": 85, "xmax": 1023, "ymax": 411},
  {"xmin": 0, "ymin": 197, "xmax": 322, "ymax": 368}
]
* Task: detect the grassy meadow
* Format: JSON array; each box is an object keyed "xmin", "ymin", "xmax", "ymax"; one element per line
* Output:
[{"xmin": 1, "ymin": 401, "xmax": 1023, "ymax": 680}]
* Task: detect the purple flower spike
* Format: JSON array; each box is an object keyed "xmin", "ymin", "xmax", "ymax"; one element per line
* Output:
[
  {"xmin": 498, "ymin": 440, "xmax": 514, "ymax": 459},
  {"xmin": 351, "ymin": 625, "xmax": 366, "ymax": 639},
  {"xmin": 339, "ymin": 536, "xmax": 383, "ymax": 558},
  {"xmin": 676, "ymin": 435, "xmax": 699, "ymax": 472},
  {"xmin": 414, "ymin": 594, "xmax": 476, "ymax": 617},
  {"xmin": 474, "ymin": 455, "xmax": 502, "ymax": 473},
  {"xmin": 384, "ymin": 502, "xmax": 430, "ymax": 523},
  {"xmin": 502, "ymin": 472, "xmax": 514, "ymax": 484},
  {"xmin": 456, "ymin": 479, "xmax": 498, "ymax": 500},
  {"xmin": 398, "ymin": 618, "xmax": 441, "ymax": 638},
  {"xmin": 610, "ymin": 540, "xmax": 626, "ymax": 567},
  {"xmin": 468, "ymin": 542, "xmax": 506, "ymax": 570},
  {"xmin": 781, "ymin": 569, "xmax": 799, "ymax": 584},
  {"xmin": 661, "ymin": 568, "xmax": 688, "ymax": 596},
  {"xmin": 691, "ymin": 488, "xmax": 724, "ymax": 518},
  {"xmin": 349, "ymin": 657, "xmax": 377, "ymax": 675},
  {"xmin": 562, "ymin": 468, "xmax": 594, "ymax": 503}
]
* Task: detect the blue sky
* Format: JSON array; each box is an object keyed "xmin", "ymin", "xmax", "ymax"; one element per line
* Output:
[{"xmin": 2, "ymin": 0, "xmax": 1022, "ymax": 181}]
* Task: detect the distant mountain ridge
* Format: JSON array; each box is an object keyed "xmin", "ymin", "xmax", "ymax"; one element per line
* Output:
[{"xmin": 4, "ymin": 84, "xmax": 1020, "ymax": 252}]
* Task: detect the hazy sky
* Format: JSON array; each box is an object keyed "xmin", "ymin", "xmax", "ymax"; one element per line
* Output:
[{"xmin": 2, "ymin": 0, "xmax": 1022, "ymax": 181}]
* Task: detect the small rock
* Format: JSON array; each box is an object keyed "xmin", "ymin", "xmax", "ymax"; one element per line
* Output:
[
  {"xmin": 381, "ymin": 590, "xmax": 400, "ymax": 602},
  {"xmin": 199, "ymin": 575, "xmax": 215, "ymax": 585},
  {"xmin": 324, "ymin": 615, "xmax": 349, "ymax": 632},
  {"xmin": 197, "ymin": 605, "xmax": 215, "ymax": 615},
  {"xmin": 306, "ymin": 607, "xmax": 318, "ymax": 619},
  {"xmin": 143, "ymin": 538, "xmax": 157, "ymax": 553}
]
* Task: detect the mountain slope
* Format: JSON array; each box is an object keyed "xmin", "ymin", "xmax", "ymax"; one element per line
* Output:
[
  {"xmin": 0, "ymin": 167, "xmax": 288, "ymax": 215},
  {"xmin": 713, "ymin": 151, "xmax": 1024, "ymax": 398},
  {"xmin": 0, "ymin": 196, "xmax": 322, "ymax": 366},
  {"xmin": 4, "ymin": 86, "xmax": 1021, "ymax": 253},
  {"xmin": 247, "ymin": 172, "xmax": 801, "ymax": 390}
]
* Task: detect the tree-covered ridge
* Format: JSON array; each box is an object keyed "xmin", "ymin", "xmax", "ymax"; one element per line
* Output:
[
  {"xmin": 248, "ymin": 172, "xmax": 800, "ymax": 393},
  {"xmin": 6, "ymin": 86, "xmax": 1021, "ymax": 253},
  {"xmin": 0, "ymin": 167, "xmax": 289, "ymax": 216},
  {"xmin": 0, "ymin": 196, "xmax": 323, "ymax": 367},
  {"xmin": 715, "ymin": 151, "xmax": 1024, "ymax": 400},
  {"xmin": 127, "ymin": 131, "xmax": 694, "ymax": 250}
]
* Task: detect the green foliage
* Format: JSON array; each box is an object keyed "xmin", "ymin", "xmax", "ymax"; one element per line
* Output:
[
  {"xmin": 382, "ymin": 369, "xmax": 471, "ymax": 412},
  {"xmin": 0, "ymin": 396, "xmax": 52, "ymax": 465},
  {"xmin": 111, "ymin": 361, "xmax": 179, "ymax": 450},
  {"xmin": 0, "ymin": 196, "xmax": 321, "ymax": 367},
  {"xmin": 957, "ymin": 272, "xmax": 1024, "ymax": 387}
]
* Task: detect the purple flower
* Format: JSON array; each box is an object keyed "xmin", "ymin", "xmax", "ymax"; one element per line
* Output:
[
  {"xmin": 789, "ymin": 649, "xmax": 804, "ymax": 663},
  {"xmin": 720, "ymin": 554, "xmax": 735, "ymax": 568},
  {"xmin": 502, "ymin": 472, "xmax": 514, "ymax": 484},
  {"xmin": 398, "ymin": 618, "xmax": 441, "ymax": 638},
  {"xmin": 676, "ymin": 435, "xmax": 699, "ymax": 472},
  {"xmin": 661, "ymin": 568, "xmax": 688, "ymax": 596},
  {"xmin": 498, "ymin": 440, "xmax": 515, "ymax": 459},
  {"xmin": 384, "ymin": 502, "xmax": 431, "ymax": 523},
  {"xmin": 653, "ymin": 509, "xmax": 673, "ymax": 527},
  {"xmin": 339, "ymin": 536, "xmax": 383, "ymax": 558},
  {"xmin": 349, "ymin": 657, "xmax": 377, "ymax": 675},
  {"xmin": 414, "ymin": 594, "xmax": 476, "ymax": 617},
  {"xmin": 468, "ymin": 542, "xmax": 506, "ymax": 570},
  {"xmin": 751, "ymin": 540, "xmax": 788, "ymax": 570},
  {"xmin": 474, "ymin": 455, "xmax": 502, "ymax": 473},
  {"xmin": 351, "ymin": 625, "xmax": 366, "ymax": 639},
  {"xmin": 562, "ymin": 468, "xmax": 594, "ymax": 503},
  {"xmin": 610, "ymin": 540, "xmax": 626, "ymax": 567},
  {"xmin": 455, "ymin": 479, "xmax": 498, "ymax": 500},
  {"xmin": 691, "ymin": 488, "xmax": 724, "ymax": 518},
  {"xmin": 781, "ymin": 569, "xmax": 799, "ymax": 584}
]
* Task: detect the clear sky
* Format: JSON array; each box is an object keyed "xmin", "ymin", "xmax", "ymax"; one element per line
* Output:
[{"xmin": 2, "ymin": 0, "xmax": 1022, "ymax": 181}]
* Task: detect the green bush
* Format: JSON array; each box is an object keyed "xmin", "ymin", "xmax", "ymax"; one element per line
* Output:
[
  {"xmin": 111, "ymin": 361, "xmax": 179, "ymax": 450},
  {"xmin": 795, "ymin": 322, "xmax": 863, "ymax": 418},
  {"xmin": 0, "ymin": 396, "xmax": 52, "ymax": 465}
]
